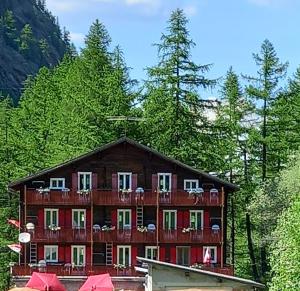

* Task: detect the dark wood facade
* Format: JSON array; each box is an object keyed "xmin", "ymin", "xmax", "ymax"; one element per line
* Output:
[{"xmin": 10, "ymin": 138, "xmax": 237, "ymax": 277}]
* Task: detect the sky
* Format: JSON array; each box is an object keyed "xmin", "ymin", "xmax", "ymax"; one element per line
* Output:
[{"xmin": 46, "ymin": 0, "xmax": 300, "ymax": 98}]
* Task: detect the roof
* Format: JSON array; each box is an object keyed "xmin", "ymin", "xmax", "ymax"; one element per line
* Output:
[
  {"xmin": 9, "ymin": 137, "xmax": 238, "ymax": 190},
  {"xmin": 137, "ymin": 257, "xmax": 264, "ymax": 289}
]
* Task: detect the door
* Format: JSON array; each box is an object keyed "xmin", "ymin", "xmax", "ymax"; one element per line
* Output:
[
  {"xmin": 176, "ymin": 246, "xmax": 190, "ymax": 266},
  {"xmin": 163, "ymin": 210, "xmax": 177, "ymax": 230},
  {"xmin": 72, "ymin": 209, "xmax": 86, "ymax": 229},
  {"xmin": 190, "ymin": 210, "xmax": 203, "ymax": 230},
  {"xmin": 118, "ymin": 209, "xmax": 131, "ymax": 230},
  {"xmin": 117, "ymin": 246, "xmax": 131, "ymax": 266},
  {"xmin": 78, "ymin": 172, "xmax": 92, "ymax": 190},
  {"xmin": 71, "ymin": 245, "xmax": 86, "ymax": 266},
  {"xmin": 44, "ymin": 209, "xmax": 58, "ymax": 228}
]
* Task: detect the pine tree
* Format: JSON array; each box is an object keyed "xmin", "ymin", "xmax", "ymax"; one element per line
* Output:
[
  {"xmin": 142, "ymin": 9, "xmax": 216, "ymax": 167},
  {"xmin": 19, "ymin": 24, "xmax": 34, "ymax": 56}
]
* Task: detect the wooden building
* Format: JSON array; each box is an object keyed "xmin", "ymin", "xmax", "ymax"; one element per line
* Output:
[{"xmin": 9, "ymin": 137, "xmax": 238, "ymax": 277}]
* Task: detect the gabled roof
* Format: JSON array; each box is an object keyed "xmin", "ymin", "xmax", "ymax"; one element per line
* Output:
[
  {"xmin": 9, "ymin": 137, "xmax": 238, "ymax": 190},
  {"xmin": 137, "ymin": 257, "xmax": 264, "ymax": 289}
]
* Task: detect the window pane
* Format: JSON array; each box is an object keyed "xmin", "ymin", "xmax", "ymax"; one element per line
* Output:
[
  {"xmin": 171, "ymin": 212, "xmax": 175, "ymax": 229},
  {"xmin": 119, "ymin": 175, "xmax": 123, "ymax": 189},
  {"xmin": 79, "ymin": 248, "xmax": 84, "ymax": 265},
  {"xmin": 86, "ymin": 175, "xmax": 91, "ymax": 189},
  {"xmin": 73, "ymin": 248, "xmax": 78, "ymax": 265},
  {"xmin": 125, "ymin": 248, "xmax": 129, "ymax": 266},
  {"xmin": 164, "ymin": 212, "xmax": 169, "ymax": 229},
  {"xmin": 119, "ymin": 248, "xmax": 123, "ymax": 264},
  {"xmin": 126, "ymin": 175, "xmax": 130, "ymax": 189},
  {"xmin": 118, "ymin": 212, "xmax": 123, "ymax": 229},
  {"xmin": 197, "ymin": 212, "xmax": 201, "ymax": 229},
  {"xmin": 165, "ymin": 175, "xmax": 170, "ymax": 191},
  {"xmin": 52, "ymin": 211, "xmax": 57, "ymax": 225},
  {"xmin": 159, "ymin": 176, "xmax": 164, "ymax": 190},
  {"xmin": 125, "ymin": 211, "xmax": 130, "ymax": 225},
  {"xmin": 46, "ymin": 211, "xmax": 51, "ymax": 226},
  {"xmin": 190, "ymin": 212, "xmax": 195, "ymax": 228}
]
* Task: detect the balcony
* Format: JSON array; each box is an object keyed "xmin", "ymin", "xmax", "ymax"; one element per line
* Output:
[
  {"xmin": 29, "ymin": 227, "xmax": 91, "ymax": 243},
  {"xmin": 25, "ymin": 188, "xmax": 222, "ymax": 207},
  {"xmin": 11, "ymin": 264, "xmax": 140, "ymax": 277}
]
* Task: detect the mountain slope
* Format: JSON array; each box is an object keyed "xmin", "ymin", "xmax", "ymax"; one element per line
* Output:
[{"xmin": 0, "ymin": 0, "xmax": 68, "ymax": 102}]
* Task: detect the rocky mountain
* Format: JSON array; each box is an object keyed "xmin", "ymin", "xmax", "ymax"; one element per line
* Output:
[{"xmin": 0, "ymin": 0, "xmax": 69, "ymax": 103}]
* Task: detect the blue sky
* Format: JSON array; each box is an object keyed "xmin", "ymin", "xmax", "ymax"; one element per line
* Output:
[{"xmin": 47, "ymin": 0, "xmax": 300, "ymax": 98}]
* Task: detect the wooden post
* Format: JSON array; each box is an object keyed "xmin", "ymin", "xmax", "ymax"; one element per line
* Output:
[
  {"xmin": 24, "ymin": 185, "xmax": 27, "ymax": 268},
  {"xmin": 221, "ymin": 187, "xmax": 224, "ymax": 268},
  {"xmin": 91, "ymin": 188, "xmax": 94, "ymax": 273},
  {"xmin": 156, "ymin": 186, "xmax": 159, "ymax": 260}
]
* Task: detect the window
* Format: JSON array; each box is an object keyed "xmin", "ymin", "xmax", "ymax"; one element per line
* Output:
[
  {"xmin": 50, "ymin": 178, "xmax": 65, "ymax": 189},
  {"xmin": 72, "ymin": 209, "xmax": 86, "ymax": 229},
  {"xmin": 117, "ymin": 245, "xmax": 131, "ymax": 266},
  {"xmin": 145, "ymin": 246, "xmax": 158, "ymax": 260},
  {"xmin": 163, "ymin": 210, "xmax": 177, "ymax": 230},
  {"xmin": 184, "ymin": 179, "xmax": 199, "ymax": 190},
  {"xmin": 158, "ymin": 173, "xmax": 171, "ymax": 191},
  {"xmin": 190, "ymin": 210, "xmax": 203, "ymax": 230},
  {"xmin": 44, "ymin": 209, "xmax": 58, "ymax": 228},
  {"xmin": 78, "ymin": 172, "xmax": 92, "ymax": 190},
  {"xmin": 203, "ymin": 246, "xmax": 217, "ymax": 264},
  {"xmin": 44, "ymin": 245, "xmax": 58, "ymax": 263},
  {"xmin": 71, "ymin": 245, "xmax": 85, "ymax": 266},
  {"xmin": 118, "ymin": 172, "xmax": 132, "ymax": 190},
  {"xmin": 177, "ymin": 246, "xmax": 190, "ymax": 266},
  {"xmin": 117, "ymin": 209, "xmax": 131, "ymax": 230}
]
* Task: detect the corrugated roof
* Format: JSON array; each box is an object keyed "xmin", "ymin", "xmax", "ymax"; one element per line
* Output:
[
  {"xmin": 137, "ymin": 257, "xmax": 264, "ymax": 289},
  {"xmin": 9, "ymin": 137, "xmax": 238, "ymax": 190}
]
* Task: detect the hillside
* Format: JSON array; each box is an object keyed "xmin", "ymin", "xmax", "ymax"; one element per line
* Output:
[{"xmin": 0, "ymin": 0, "xmax": 68, "ymax": 103}]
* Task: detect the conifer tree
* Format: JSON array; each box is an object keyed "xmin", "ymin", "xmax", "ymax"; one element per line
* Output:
[
  {"xmin": 142, "ymin": 9, "xmax": 215, "ymax": 168},
  {"xmin": 19, "ymin": 24, "xmax": 34, "ymax": 55}
]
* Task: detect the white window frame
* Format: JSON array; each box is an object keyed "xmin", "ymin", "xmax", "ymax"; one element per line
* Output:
[
  {"xmin": 163, "ymin": 210, "xmax": 177, "ymax": 230},
  {"xmin": 184, "ymin": 179, "xmax": 199, "ymax": 190},
  {"xmin": 189, "ymin": 210, "xmax": 204, "ymax": 230},
  {"xmin": 117, "ymin": 209, "xmax": 132, "ymax": 230},
  {"xmin": 158, "ymin": 173, "xmax": 172, "ymax": 191},
  {"xmin": 50, "ymin": 178, "xmax": 65, "ymax": 189},
  {"xmin": 71, "ymin": 245, "xmax": 86, "ymax": 266},
  {"xmin": 44, "ymin": 245, "xmax": 58, "ymax": 263},
  {"xmin": 72, "ymin": 209, "xmax": 86, "ymax": 229},
  {"xmin": 203, "ymin": 246, "xmax": 217, "ymax": 264},
  {"xmin": 118, "ymin": 172, "xmax": 132, "ymax": 190},
  {"xmin": 117, "ymin": 245, "xmax": 131, "ymax": 266},
  {"xmin": 176, "ymin": 246, "xmax": 191, "ymax": 266},
  {"xmin": 145, "ymin": 246, "xmax": 159, "ymax": 260},
  {"xmin": 44, "ymin": 209, "xmax": 59, "ymax": 229},
  {"xmin": 78, "ymin": 172, "xmax": 92, "ymax": 190}
]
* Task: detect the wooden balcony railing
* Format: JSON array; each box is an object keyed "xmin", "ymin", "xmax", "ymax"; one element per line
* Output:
[
  {"xmin": 11, "ymin": 263, "xmax": 233, "ymax": 277},
  {"xmin": 11, "ymin": 264, "xmax": 140, "ymax": 277},
  {"xmin": 26, "ymin": 189, "xmax": 222, "ymax": 206},
  {"xmin": 29, "ymin": 227, "xmax": 92, "ymax": 243}
]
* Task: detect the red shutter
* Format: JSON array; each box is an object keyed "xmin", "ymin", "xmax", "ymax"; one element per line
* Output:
[
  {"xmin": 65, "ymin": 246, "xmax": 71, "ymax": 263},
  {"xmin": 171, "ymin": 174, "xmax": 177, "ymax": 193},
  {"xmin": 217, "ymin": 246, "xmax": 221, "ymax": 264},
  {"xmin": 92, "ymin": 173, "xmax": 98, "ymax": 190},
  {"xmin": 199, "ymin": 246, "xmax": 203, "ymax": 263},
  {"xmin": 132, "ymin": 208, "xmax": 136, "ymax": 228},
  {"xmin": 183, "ymin": 211, "xmax": 189, "ymax": 227},
  {"xmin": 132, "ymin": 174, "xmax": 138, "ymax": 191},
  {"xmin": 132, "ymin": 246, "xmax": 137, "ymax": 265},
  {"xmin": 59, "ymin": 209, "xmax": 64, "ymax": 227},
  {"xmin": 72, "ymin": 173, "xmax": 78, "ymax": 191},
  {"xmin": 191, "ymin": 247, "xmax": 197, "ymax": 264},
  {"xmin": 177, "ymin": 210, "xmax": 183, "ymax": 229},
  {"xmin": 111, "ymin": 209, "xmax": 117, "ymax": 227},
  {"xmin": 159, "ymin": 210, "xmax": 163, "ymax": 229},
  {"xmin": 204, "ymin": 211, "xmax": 210, "ymax": 229},
  {"xmin": 159, "ymin": 246, "xmax": 165, "ymax": 261},
  {"xmin": 112, "ymin": 173, "xmax": 117, "ymax": 193},
  {"xmin": 38, "ymin": 209, "xmax": 44, "ymax": 228},
  {"xmin": 152, "ymin": 174, "xmax": 158, "ymax": 192},
  {"xmin": 87, "ymin": 209, "xmax": 91, "ymax": 228},
  {"xmin": 38, "ymin": 245, "xmax": 44, "ymax": 261},
  {"xmin": 59, "ymin": 246, "xmax": 65, "ymax": 262},
  {"xmin": 170, "ymin": 246, "xmax": 176, "ymax": 264},
  {"xmin": 65, "ymin": 209, "xmax": 71, "ymax": 227},
  {"xmin": 113, "ymin": 245, "xmax": 117, "ymax": 264},
  {"xmin": 86, "ymin": 246, "xmax": 91, "ymax": 265}
]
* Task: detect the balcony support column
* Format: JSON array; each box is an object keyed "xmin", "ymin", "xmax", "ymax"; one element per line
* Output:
[
  {"xmin": 221, "ymin": 187, "xmax": 224, "ymax": 268},
  {"xmin": 91, "ymin": 189, "xmax": 94, "ymax": 270}
]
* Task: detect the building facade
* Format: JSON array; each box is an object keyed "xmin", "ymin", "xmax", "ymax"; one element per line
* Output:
[{"xmin": 10, "ymin": 138, "xmax": 237, "ymax": 277}]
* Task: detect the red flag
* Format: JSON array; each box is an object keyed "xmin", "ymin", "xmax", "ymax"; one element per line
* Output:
[
  {"xmin": 7, "ymin": 219, "xmax": 20, "ymax": 229},
  {"xmin": 203, "ymin": 247, "xmax": 211, "ymax": 264},
  {"xmin": 8, "ymin": 243, "xmax": 22, "ymax": 253}
]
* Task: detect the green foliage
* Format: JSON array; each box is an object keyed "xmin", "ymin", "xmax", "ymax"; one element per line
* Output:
[{"xmin": 19, "ymin": 24, "xmax": 34, "ymax": 55}]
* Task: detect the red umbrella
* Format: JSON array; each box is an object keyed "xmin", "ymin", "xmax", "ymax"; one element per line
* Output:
[
  {"xmin": 25, "ymin": 272, "xmax": 66, "ymax": 291},
  {"xmin": 79, "ymin": 274, "xmax": 114, "ymax": 291}
]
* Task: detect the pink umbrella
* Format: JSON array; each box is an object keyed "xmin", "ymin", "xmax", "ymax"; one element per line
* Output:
[
  {"xmin": 25, "ymin": 272, "xmax": 66, "ymax": 291},
  {"xmin": 79, "ymin": 274, "xmax": 114, "ymax": 291},
  {"xmin": 203, "ymin": 247, "xmax": 211, "ymax": 264}
]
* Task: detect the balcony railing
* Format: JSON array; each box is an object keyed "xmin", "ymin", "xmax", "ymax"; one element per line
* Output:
[
  {"xmin": 11, "ymin": 263, "xmax": 233, "ymax": 277},
  {"xmin": 26, "ymin": 189, "xmax": 222, "ymax": 206}
]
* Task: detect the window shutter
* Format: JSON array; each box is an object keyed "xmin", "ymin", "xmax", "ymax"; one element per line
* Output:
[
  {"xmin": 72, "ymin": 173, "xmax": 78, "ymax": 191},
  {"xmin": 132, "ymin": 174, "xmax": 138, "ymax": 191},
  {"xmin": 152, "ymin": 174, "xmax": 158, "ymax": 192},
  {"xmin": 171, "ymin": 174, "xmax": 177, "ymax": 193},
  {"xmin": 112, "ymin": 173, "xmax": 117, "ymax": 193},
  {"xmin": 92, "ymin": 173, "xmax": 98, "ymax": 189}
]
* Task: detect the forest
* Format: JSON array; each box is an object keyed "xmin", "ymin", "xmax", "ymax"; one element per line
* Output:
[{"xmin": 0, "ymin": 7, "xmax": 299, "ymax": 291}]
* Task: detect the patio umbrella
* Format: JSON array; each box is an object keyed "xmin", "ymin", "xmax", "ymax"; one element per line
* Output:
[
  {"xmin": 79, "ymin": 273, "xmax": 114, "ymax": 291},
  {"xmin": 25, "ymin": 272, "xmax": 66, "ymax": 291}
]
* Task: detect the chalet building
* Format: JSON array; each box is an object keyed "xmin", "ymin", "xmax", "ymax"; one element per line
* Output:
[{"xmin": 9, "ymin": 137, "xmax": 238, "ymax": 277}]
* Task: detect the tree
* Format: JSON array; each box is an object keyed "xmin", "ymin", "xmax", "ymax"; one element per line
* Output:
[
  {"xmin": 142, "ymin": 9, "xmax": 216, "ymax": 168},
  {"xmin": 18, "ymin": 24, "xmax": 34, "ymax": 56},
  {"xmin": 0, "ymin": 10, "xmax": 17, "ymax": 47}
]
